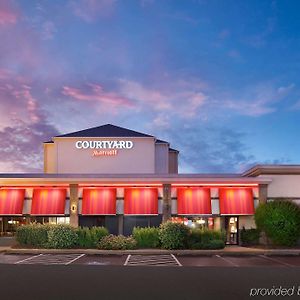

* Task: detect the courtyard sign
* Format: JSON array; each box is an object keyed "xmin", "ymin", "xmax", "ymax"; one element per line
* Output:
[
  {"xmin": 75, "ymin": 140, "xmax": 134, "ymax": 150},
  {"xmin": 75, "ymin": 140, "xmax": 134, "ymax": 157}
]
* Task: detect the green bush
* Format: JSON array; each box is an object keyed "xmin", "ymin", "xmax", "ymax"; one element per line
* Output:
[
  {"xmin": 47, "ymin": 225, "xmax": 78, "ymax": 249},
  {"xmin": 77, "ymin": 227, "xmax": 108, "ymax": 248},
  {"xmin": 77, "ymin": 227, "xmax": 92, "ymax": 248},
  {"xmin": 255, "ymin": 200, "xmax": 300, "ymax": 246},
  {"xmin": 159, "ymin": 222, "xmax": 189, "ymax": 249},
  {"xmin": 187, "ymin": 228, "xmax": 226, "ymax": 249},
  {"xmin": 240, "ymin": 228, "xmax": 260, "ymax": 246},
  {"xmin": 202, "ymin": 239, "xmax": 225, "ymax": 249},
  {"xmin": 90, "ymin": 227, "xmax": 109, "ymax": 247},
  {"xmin": 98, "ymin": 234, "xmax": 137, "ymax": 250},
  {"xmin": 132, "ymin": 227, "xmax": 160, "ymax": 248},
  {"xmin": 16, "ymin": 224, "xmax": 50, "ymax": 247}
]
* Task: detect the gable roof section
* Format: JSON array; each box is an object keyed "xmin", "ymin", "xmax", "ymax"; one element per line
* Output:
[
  {"xmin": 54, "ymin": 124, "xmax": 154, "ymax": 138},
  {"xmin": 155, "ymin": 139, "xmax": 169, "ymax": 144}
]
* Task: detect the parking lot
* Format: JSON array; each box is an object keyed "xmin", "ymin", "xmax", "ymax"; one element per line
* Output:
[{"xmin": 1, "ymin": 253, "xmax": 300, "ymax": 267}]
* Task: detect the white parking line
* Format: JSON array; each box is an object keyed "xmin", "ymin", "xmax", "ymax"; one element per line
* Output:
[
  {"xmin": 125, "ymin": 254, "xmax": 180, "ymax": 266},
  {"xmin": 171, "ymin": 254, "xmax": 182, "ymax": 266},
  {"xmin": 15, "ymin": 254, "xmax": 43, "ymax": 264},
  {"xmin": 15, "ymin": 254, "xmax": 86, "ymax": 265},
  {"xmin": 65, "ymin": 254, "xmax": 85, "ymax": 265},
  {"xmin": 215, "ymin": 255, "xmax": 239, "ymax": 267},
  {"xmin": 124, "ymin": 254, "xmax": 131, "ymax": 266},
  {"xmin": 259, "ymin": 255, "xmax": 293, "ymax": 267}
]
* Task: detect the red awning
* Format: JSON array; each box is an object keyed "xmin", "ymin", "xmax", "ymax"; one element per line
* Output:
[
  {"xmin": 219, "ymin": 188, "xmax": 254, "ymax": 215},
  {"xmin": 31, "ymin": 189, "xmax": 66, "ymax": 215},
  {"xmin": 0, "ymin": 189, "xmax": 25, "ymax": 215},
  {"xmin": 177, "ymin": 188, "xmax": 211, "ymax": 215},
  {"xmin": 124, "ymin": 188, "xmax": 158, "ymax": 215},
  {"xmin": 82, "ymin": 188, "xmax": 116, "ymax": 215}
]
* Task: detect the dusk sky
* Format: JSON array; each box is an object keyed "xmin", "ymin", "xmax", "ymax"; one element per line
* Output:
[{"xmin": 0, "ymin": 0, "xmax": 300, "ymax": 173}]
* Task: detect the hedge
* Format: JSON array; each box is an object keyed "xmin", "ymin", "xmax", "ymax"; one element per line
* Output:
[
  {"xmin": 240, "ymin": 228, "xmax": 260, "ymax": 246},
  {"xmin": 98, "ymin": 235, "xmax": 137, "ymax": 250},
  {"xmin": 132, "ymin": 227, "xmax": 160, "ymax": 248},
  {"xmin": 159, "ymin": 222, "xmax": 189, "ymax": 249},
  {"xmin": 16, "ymin": 222, "xmax": 231, "ymax": 250},
  {"xmin": 47, "ymin": 225, "xmax": 78, "ymax": 249},
  {"xmin": 255, "ymin": 200, "xmax": 300, "ymax": 246},
  {"xmin": 16, "ymin": 223, "xmax": 50, "ymax": 247},
  {"xmin": 187, "ymin": 228, "xmax": 226, "ymax": 249},
  {"xmin": 77, "ymin": 227, "xmax": 108, "ymax": 248}
]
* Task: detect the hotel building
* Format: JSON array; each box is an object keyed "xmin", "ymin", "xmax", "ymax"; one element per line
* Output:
[{"xmin": 0, "ymin": 124, "xmax": 299, "ymax": 244}]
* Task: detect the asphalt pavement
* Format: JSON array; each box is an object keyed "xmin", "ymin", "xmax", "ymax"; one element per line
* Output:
[{"xmin": 0, "ymin": 264, "xmax": 300, "ymax": 300}]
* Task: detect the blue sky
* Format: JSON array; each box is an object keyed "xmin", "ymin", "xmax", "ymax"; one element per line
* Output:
[{"xmin": 0, "ymin": 0, "xmax": 300, "ymax": 173}]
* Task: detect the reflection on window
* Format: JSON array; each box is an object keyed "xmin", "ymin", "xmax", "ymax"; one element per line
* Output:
[{"xmin": 171, "ymin": 216, "xmax": 214, "ymax": 230}]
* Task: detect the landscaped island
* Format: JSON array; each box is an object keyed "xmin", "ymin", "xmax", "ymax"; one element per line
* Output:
[{"xmin": 16, "ymin": 222, "xmax": 226, "ymax": 250}]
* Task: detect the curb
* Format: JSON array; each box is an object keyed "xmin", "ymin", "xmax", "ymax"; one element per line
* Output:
[{"xmin": 4, "ymin": 248, "xmax": 300, "ymax": 256}]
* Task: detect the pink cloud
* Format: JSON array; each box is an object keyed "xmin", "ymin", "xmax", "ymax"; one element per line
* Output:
[
  {"xmin": 0, "ymin": 68, "xmax": 44, "ymax": 126},
  {"xmin": 62, "ymin": 83, "xmax": 134, "ymax": 108},
  {"xmin": 70, "ymin": 0, "xmax": 117, "ymax": 22},
  {"xmin": 119, "ymin": 79, "xmax": 207, "ymax": 117},
  {"xmin": 0, "ymin": 0, "xmax": 18, "ymax": 26},
  {"xmin": 0, "ymin": 69, "xmax": 59, "ymax": 172}
]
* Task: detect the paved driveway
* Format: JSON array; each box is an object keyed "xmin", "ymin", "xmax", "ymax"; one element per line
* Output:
[{"xmin": 0, "ymin": 264, "xmax": 300, "ymax": 300}]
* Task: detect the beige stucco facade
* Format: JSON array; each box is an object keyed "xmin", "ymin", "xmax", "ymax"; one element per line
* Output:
[
  {"xmin": 44, "ymin": 136, "xmax": 178, "ymax": 174},
  {"xmin": 258, "ymin": 174, "xmax": 300, "ymax": 198}
]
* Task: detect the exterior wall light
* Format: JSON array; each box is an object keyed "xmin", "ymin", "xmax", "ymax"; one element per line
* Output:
[{"xmin": 71, "ymin": 204, "xmax": 77, "ymax": 213}]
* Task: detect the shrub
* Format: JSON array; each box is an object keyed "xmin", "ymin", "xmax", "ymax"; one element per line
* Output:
[
  {"xmin": 159, "ymin": 222, "xmax": 189, "ymax": 249},
  {"xmin": 16, "ymin": 223, "xmax": 50, "ymax": 247},
  {"xmin": 132, "ymin": 227, "xmax": 160, "ymax": 248},
  {"xmin": 187, "ymin": 228, "xmax": 226, "ymax": 249},
  {"xmin": 240, "ymin": 228, "xmax": 260, "ymax": 246},
  {"xmin": 255, "ymin": 200, "xmax": 300, "ymax": 246},
  {"xmin": 202, "ymin": 239, "xmax": 225, "ymax": 250},
  {"xmin": 47, "ymin": 225, "xmax": 78, "ymax": 249},
  {"xmin": 98, "ymin": 234, "xmax": 137, "ymax": 250},
  {"xmin": 77, "ymin": 227, "xmax": 92, "ymax": 248},
  {"xmin": 90, "ymin": 227, "xmax": 109, "ymax": 247},
  {"xmin": 77, "ymin": 226, "xmax": 108, "ymax": 248}
]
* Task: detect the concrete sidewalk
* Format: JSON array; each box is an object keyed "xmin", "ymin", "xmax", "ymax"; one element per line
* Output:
[{"xmin": 3, "ymin": 246, "xmax": 300, "ymax": 256}]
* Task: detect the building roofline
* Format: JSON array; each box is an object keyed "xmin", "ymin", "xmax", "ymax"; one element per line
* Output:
[
  {"xmin": 155, "ymin": 139, "xmax": 169, "ymax": 144},
  {"xmin": 55, "ymin": 124, "xmax": 154, "ymax": 138},
  {"xmin": 243, "ymin": 164, "xmax": 300, "ymax": 177},
  {"xmin": 0, "ymin": 173, "xmax": 271, "ymax": 185}
]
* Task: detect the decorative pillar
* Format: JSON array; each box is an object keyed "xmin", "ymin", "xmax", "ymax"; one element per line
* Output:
[
  {"xmin": 69, "ymin": 184, "xmax": 79, "ymax": 227},
  {"xmin": 162, "ymin": 184, "xmax": 172, "ymax": 223},
  {"xmin": 258, "ymin": 184, "xmax": 268, "ymax": 204}
]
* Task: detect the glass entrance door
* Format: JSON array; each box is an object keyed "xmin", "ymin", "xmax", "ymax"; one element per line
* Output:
[{"xmin": 225, "ymin": 216, "xmax": 238, "ymax": 245}]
